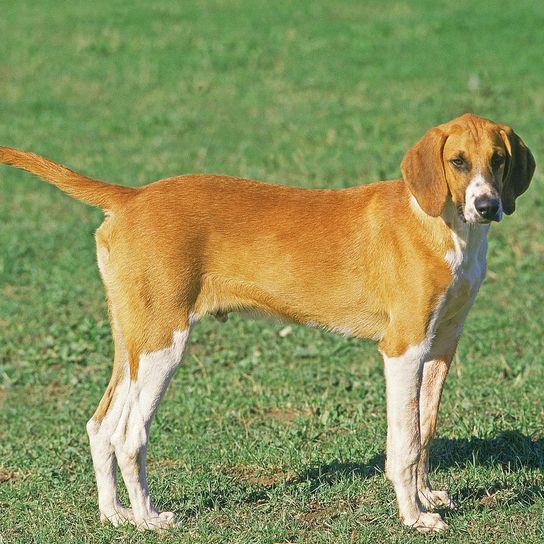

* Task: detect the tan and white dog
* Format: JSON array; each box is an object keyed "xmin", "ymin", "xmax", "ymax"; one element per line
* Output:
[{"xmin": 0, "ymin": 113, "xmax": 535, "ymax": 532}]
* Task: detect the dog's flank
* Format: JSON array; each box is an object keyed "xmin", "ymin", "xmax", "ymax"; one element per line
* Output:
[{"xmin": 0, "ymin": 113, "xmax": 535, "ymax": 532}]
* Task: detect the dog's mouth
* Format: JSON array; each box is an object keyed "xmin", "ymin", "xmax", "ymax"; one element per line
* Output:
[
  {"xmin": 456, "ymin": 204, "xmax": 494, "ymax": 225},
  {"xmin": 456, "ymin": 204, "xmax": 468, "ymax": 223}
]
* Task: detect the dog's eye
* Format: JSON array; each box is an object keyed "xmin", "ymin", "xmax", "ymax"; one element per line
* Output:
[
  {"xmin": 450, "ymin": 158, "xmax": 465, "ymax": 169},
  {"xmin": 492, "ymin": 155, "xmax": 505, "ymax": 167}
]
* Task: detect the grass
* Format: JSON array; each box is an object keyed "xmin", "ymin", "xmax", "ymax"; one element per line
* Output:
[{"xmin": 0, "ymin": 0, "xmax": 543, "ymax": 542}]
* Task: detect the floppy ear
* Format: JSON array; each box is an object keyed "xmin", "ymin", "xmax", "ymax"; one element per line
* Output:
[
  {"xmin": 401, "ymin": 128, "xmax": 449, "ymax": 217},
  {"xmin": 499, "ymin": 126, "xmax": 535, "ymax": 215}
]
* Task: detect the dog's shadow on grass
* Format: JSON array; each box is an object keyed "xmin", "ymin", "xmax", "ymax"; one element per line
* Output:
[
  {"xmin": 172, "ymin": 431, "xmax": 543, "ymax": 518},
  {"xmin": 290, "ymin": 430, "xmax": 544, "ymax": 506}
]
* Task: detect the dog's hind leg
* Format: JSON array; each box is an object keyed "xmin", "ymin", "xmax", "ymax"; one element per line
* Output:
[
  {"xmin": 86, "ymin": 322, "xmax": 135, "ymax": 526},
  {"xmin": 109, "ymin": 324, "xmax": 191, "ymax": 530},
  {"xmin": 87, "ymin": 230, "xmax": 193, "ymax": 529}
]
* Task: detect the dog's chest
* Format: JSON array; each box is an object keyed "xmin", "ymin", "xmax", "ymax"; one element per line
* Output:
[{"xmin": 438, "ymin": 225, "xmax": 489, "ymax": 330}]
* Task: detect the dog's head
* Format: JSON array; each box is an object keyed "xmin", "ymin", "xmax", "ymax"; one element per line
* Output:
[{"xmin": 401, "ymin": 113, "xmax": 535, "ymax": 222}]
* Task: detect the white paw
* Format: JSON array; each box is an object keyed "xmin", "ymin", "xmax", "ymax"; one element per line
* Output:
[
  {"xmin": 100, "ymin": 505, "xmax": 135, "ymax": 526},
  {"xmin": 409, "ymin": 512, "xmax": 448, "ymax": 532},
  {"xmin": 136, "ymin": 511, "xmax": 177, "ymax": 531},
  {"xmin": 419, "ymin": 488, "xmax": 456, "ymax": 510}
]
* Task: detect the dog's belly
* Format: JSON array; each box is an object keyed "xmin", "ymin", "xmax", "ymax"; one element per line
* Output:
[{"xmin": 194, "ymin": 270, "xmax": 389, "ymax": 340}]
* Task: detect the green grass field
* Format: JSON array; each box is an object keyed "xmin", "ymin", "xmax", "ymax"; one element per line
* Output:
[{"xmin": 1, "ymin": 1, "xmax": 543, "ymax": 542}]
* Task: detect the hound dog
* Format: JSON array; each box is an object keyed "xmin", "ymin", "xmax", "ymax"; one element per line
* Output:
[{"xmin": 0, "ymin": 113, "xmax": 535, "ymax": 532}]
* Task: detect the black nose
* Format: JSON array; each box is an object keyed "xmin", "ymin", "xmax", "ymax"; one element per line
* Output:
[{"xmin": 474, "ymin": 197, "xmax": 500, "ymax": 221}]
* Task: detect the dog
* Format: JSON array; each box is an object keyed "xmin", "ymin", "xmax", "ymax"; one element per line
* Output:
[{"xmin": 0, "ymin": 113, "xmax": 535, "ymax": 532}]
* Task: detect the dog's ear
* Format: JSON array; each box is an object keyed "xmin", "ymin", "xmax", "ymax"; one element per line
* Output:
[
  {"xmin": 498, "ymin": 126, "xmax": 535, "ymax": 215},
  {"xmin": 401, "ymin": 128, "xmax": 449, "ymax": 217}
]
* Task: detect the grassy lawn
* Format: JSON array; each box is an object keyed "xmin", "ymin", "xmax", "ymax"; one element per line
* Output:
[{"xmin": 1, "ymin": 0, "xmax": 543, "ymax": 542}]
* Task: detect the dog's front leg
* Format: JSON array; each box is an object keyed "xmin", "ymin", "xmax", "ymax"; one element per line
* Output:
[
  {"xmin": 382, "ymin": 345, "xmax": 448, "ymax": 532},
  {"xmin": 417, "ymin": 343, "xmax": 457, "ymax": 511}
]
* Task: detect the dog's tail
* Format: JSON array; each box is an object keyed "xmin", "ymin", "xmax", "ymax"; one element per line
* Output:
[{"xmin": 0, "ymin": 146, "xmax": 135, "ymax": 210}]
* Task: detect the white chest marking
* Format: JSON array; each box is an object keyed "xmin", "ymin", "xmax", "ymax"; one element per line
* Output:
[{"xmin": 437, "ymin": 219, "xmax": 488, "ymax": 345}]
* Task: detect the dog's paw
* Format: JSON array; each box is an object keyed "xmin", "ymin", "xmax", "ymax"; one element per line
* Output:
[
  {"xmin": 100, "ymin": 505, "xmax": 135, "ymax": 526},
  {"xmin": 136, "ymin": 511, "xmax": 177, "ymax": 531},
  {"xmin": 419, "ymin": 488, "xmax": 456, "ymax": 511},
  {"xmin": 409, "ymin": 512, "xmax": 448, "ymax": 533}
]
